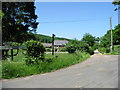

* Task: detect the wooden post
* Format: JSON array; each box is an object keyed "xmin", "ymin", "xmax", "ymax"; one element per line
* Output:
[{"xmin": 52, "ymin": 34, "xmax": 55, "ymax": 56}]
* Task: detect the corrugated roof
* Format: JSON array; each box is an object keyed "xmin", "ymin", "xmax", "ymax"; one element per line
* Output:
[
  {"xmin": 42, "ymin": 43, "xmax": 52, "ymax": 47},
  {"xmin": 54, "ymin": 40, "xmax": 68, "ymax": 46},
  {"xmin": 42, "ymin": 40, "xmax": 69, "ymax": 47}
]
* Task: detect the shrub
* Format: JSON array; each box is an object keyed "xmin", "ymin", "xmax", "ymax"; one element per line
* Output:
[
  {"xmin": 98, "ymin": 47, "xmax": 106, "ymax": 54},
  {"xmin": 66, "ymin": 45, "xmax": 76, "ymax": 53},
  {"xmin": 87, "ymin": 46, "xmax": 94, "ymax": 55},
  {"xmin": 24, "ymin": 40, "xmax": 45, "ymax": 64},
  {"xmin": 46, "ymin": 48, "xmax": 52, "ymax": 52},
  {"xmin": 59, "ymin": 47, "xmax": 66, "ymax": 52},
  {"xmin": 106, "ymin": 48, "xmax": 110, "ymax": 53}
]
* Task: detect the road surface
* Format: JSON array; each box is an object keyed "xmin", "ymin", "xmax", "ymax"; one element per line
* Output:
[{"xmin": 2, "ymin": 54, "xmax": 119, "ymax": 88}]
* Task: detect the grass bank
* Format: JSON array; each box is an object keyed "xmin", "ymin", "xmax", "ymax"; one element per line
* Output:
[
  {"xmin": 98, "ymin": 45, "xmax": 120, "ymax": 55},
  {"xmin": 2, "ymin": 52, "xmax": 90, "ymax": 79}
]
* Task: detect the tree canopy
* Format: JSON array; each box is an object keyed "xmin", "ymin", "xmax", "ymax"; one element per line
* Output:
[
  {"xmin": 2, "ymin": 2, "xmax": 38, "ymax": 43},
  {"xmin": 112, "ymin": 1, "xmax": 120, "ymax": 11},
  {"xmin": 81, "ymin": 33, "xmax": 96, "ymax": 47},
  {"xmin": 99, "ymin": 24, "xmax": 120, "ymax": 48}
]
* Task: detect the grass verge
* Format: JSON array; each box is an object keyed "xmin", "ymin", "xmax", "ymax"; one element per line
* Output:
[
  {"xmin": 98, "ymin": 45, "xmax": 120, "ymax": 55},
  {"xmin": 2, "ymin": 52, "xmax": 90, "ymax": 79}
]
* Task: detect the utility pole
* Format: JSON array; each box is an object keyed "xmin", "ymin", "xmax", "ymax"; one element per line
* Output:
[
  {"xmin": 110, "ymin": 17, "xmax": 113, "ymax": 52},
  {"xmin": 52, "ymin": 34, "xmax": 55, "ymax": 56}
]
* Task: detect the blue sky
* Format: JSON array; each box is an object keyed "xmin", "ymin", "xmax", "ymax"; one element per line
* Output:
[{"xmin": 35, "ymin": 2, "xmax": 118, "ymax": 40}]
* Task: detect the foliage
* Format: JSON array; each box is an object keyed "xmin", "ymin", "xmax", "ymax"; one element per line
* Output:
[
  {"xmin": 2, "ymin": 53, "xmax": 90, "ymax": 79},
  {"xmin": 99, "ymin": 30, "xmax": 111, "ymax": 48},
  {"xmin": 104, "ymin": 45, "xmax": 120, "ymax": 55},
  {"xmin": 2, "ymin": 42, "xmax": 21, "ymax": 47},
  {"xmin": 77, "ymin": 41, "xmax": 89, "ymax": 52},
  {"xmin": 98, "ymin": 47, "xmax": 110, "ymax": 54},
  {"xmin": 65, "ymin": 39, "xmax": 79, "ymax": 53},
  {"xmin": 46, "ymin": 48, "xmax": 52, "ymax": 52},
  {"xmin": 59, "ymin": 47, "xmax": 67, "ymax": 52},
  {"xmin": 113, "ymin": 24, "xmax": 120, "ymax": 44},
  {"xmin": 81, "ymin": 33, "xmax": 96, "ymax": 47},
  {"xmin": 0, "ymin": 10, "xmax": 4, "ymax": 19},
  {"xmin": 24, "ymin": 40, "xmax": 45, "ymax": 64},
  {"xmin": 65, "ymin": 38, "xmax": 96, "ymax": 55},
  {"xmin": 32, "ymin": 33, "xmax": 71, "ymax": 43},
  {"xmin": 66, "ymin": 44, "xmax": 76, "ymax": 53},
  {"xmin": 112, "ymin": 1, "xmax": 120, "ymax": 5},
  {"xmin": 112, "ymin": 1, "xmax": 120, "ymax": 11},
  {"xmin": 88, "ymin": 46, "xmax": 94, "ymax": 55},
  {"xmin": 99, "ymin": 24, "xmax": 120, "ymax": 49},
  {"xmin": 2, "ymin": 2, "xmax": 38, "ymax": 43}
]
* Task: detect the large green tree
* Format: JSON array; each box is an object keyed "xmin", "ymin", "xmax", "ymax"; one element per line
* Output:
[
  {"xmin": 100, "ymin": 30, "xmax": 111, "ymax": 48},
  {"xmin": 113, "ymin": 24, "xmax": 120, "ymax": 44},
  {"xmin": 100, "ymin": 24, "xmax": 120, "ymax": 47},
  {"xmin": 2, "ymin": 2, "xmax": 38, "ymax": 43},
  {"xmin": 81, "ymin": 33, "xmax": 96, "ymax": 47}
]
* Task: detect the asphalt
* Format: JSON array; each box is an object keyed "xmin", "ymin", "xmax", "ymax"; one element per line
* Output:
[{"xmin": 1, "ymin": 54, "xmax": 119, "ymax": 88}]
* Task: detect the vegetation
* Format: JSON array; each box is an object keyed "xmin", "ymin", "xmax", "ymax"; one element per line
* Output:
[
  {"xmin": 32, "ymin": 33, "xmax": 71, "ymax": 43},
  {"xmin": 2, "ymin": 2, "xmax": 38, "ymax": 43},
  {"xmin": 24, "ymin": 40, "xmax": 45, "ymax": 64},
  {"xmin": 65, "ymin": 34, "xmax": 99, "ymax": 55},
  {"xmin": 98, "ymin": 45, "xmax": 120, "ymax": 55},
  {"xmin": 2, "ymin": 52, "xmax": 90, "ymax": 79},
  {"xmin": 112, "ymin": 1, "xmax": 120, "ymax": 11},
  {"xmin": 98, "ymin": 24, "xmax": 120, "ymax": 55},
  {"xmin": 2, "ymin": 1, "xmax": 120, "ymax": 80}
]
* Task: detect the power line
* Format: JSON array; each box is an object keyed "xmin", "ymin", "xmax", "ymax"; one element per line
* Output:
[{"xmin": 39, "ymin": 18, "xmax": 109, "ymax": 24}]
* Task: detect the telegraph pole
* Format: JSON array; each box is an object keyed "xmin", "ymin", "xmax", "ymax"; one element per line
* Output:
[{"xmin": 110, "ymin": 17, "xmax": 113, "ymax": 52}]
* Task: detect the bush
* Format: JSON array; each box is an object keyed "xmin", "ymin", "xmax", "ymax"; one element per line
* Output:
[
  {"xmin": 59, "ymin": 47, "xmax": 66, "ymax": 52},
  {"xmin": 87, "ymin": 46, "xmax": 94, "ymax": 55},
  {"xmin": 98, "ymin": 47, "xmax": 110, "ymax": 54},
  {"xmin": 66, "ymin": 45, "xmax": 76, "ymax": 53},
  {"xmin": 24, "ymin": 40, "xmax": 45, "ymax": 64},
  {"xmin": 46, "ymin": 48, "xmax": 52, "ymax": 52}
]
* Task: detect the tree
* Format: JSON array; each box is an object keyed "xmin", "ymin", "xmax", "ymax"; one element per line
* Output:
[
  {"xmin": 112, "ymin": 1, "xmax": 120, "ymax": 11},
  {"xmin": 2, "ymin": 2, "xmax": 38, "ymax": 43},
  {"xmin": 65, "ymin": 39, "xmax": 79, "ymax": 53},
  {"xmin": 113, "ymin": 24, "xmax": 120, "ymax": 44},
  {"xmin": 100, "ymin": 30, "xmax": 111, "ymax": 47},
  {"xmin": 81, "ymin": 33, "xmax": 96, "ymax": 47},
  {"xmin": 112, "ymin": 1, "xmax": 120, "ymax": 45}
]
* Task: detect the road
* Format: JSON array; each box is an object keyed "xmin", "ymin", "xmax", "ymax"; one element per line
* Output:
[{"xmin": 2, "ymin": 54, "xmax": 119, "ymax": 88}]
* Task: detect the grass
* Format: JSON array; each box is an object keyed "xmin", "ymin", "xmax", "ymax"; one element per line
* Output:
[
  {"xmin": 2, "ymin": 52, "xmax": 90, "ymax": 79},
  {"xmin": 98, "ymin": 45, "xmax": 120, "ymax": 55},
  {"xmin": 105, "ymin": 45, "xmax": 120, "ymax": 55}
]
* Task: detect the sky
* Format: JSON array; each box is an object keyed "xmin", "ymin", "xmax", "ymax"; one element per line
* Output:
[{"xmin": 34, "ymin": 2, "xmax": 118, "ymax": 40}]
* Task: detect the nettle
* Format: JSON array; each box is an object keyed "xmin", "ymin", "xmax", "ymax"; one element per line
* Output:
[{"xmin": 24, "ymin": 40, "xmax": 45, "ymax": 64}]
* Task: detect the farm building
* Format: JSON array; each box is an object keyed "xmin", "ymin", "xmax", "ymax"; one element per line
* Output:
[{"xmin": 42, "ymin": 40, "xmax": 69, "ymax": 52}]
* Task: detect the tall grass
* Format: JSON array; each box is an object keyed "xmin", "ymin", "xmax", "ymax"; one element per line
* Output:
[{"xmin": 2, "ymin": 52, "xmax": 90, "ymax": 79}]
